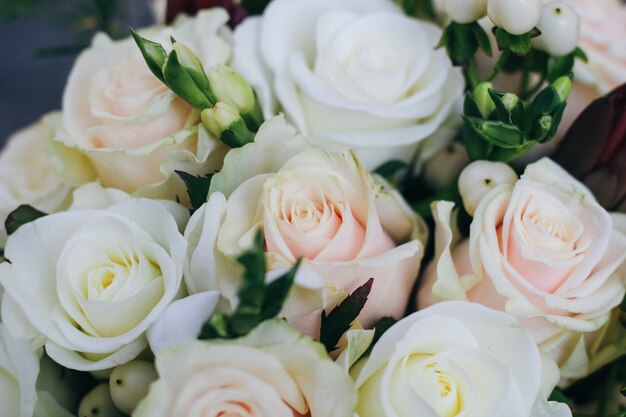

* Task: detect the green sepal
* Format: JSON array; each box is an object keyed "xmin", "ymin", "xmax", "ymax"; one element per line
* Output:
[
  {"xmin": 220, "ymin": 118, "xmax": 257, "ymax": 148},
  {"xmin": 440, "ymin": 22, "xmax": 479, "ymax": 65},
  {"xmin": 5, "ymin": 205, "xmax": 48, "ymax": 236},
  {"xmin": 130, "ymin": 29, "xmax": 167, "ymax": 83},
  {"xmin": 163, "ymin": 49, "xmax": 213, "ymax": 109},
  {"xmin": 494, "ymin": 27, "xmax": 538, "ymax": 56},
  {"xmin": 320, "ymin": 278, "xmax": 374, "ymax": 353},
  {"xmin": 175, "ymin": 170, "xmax": 213, "ymax": 211},
  {"xmin": 173, "ymin": 42, "xmax": 217, "ymax": 104},
  {"xmin": 573, "ymin": 47, "xmax": 588, "ymax": 63},
  {"xmin": 463, "ymin": 116, "xmax": 526, "ymax": 149}
]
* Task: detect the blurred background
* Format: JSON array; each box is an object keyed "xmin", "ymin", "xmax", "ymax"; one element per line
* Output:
[{"xmin": 0, "ymin": 0, "xmax": 155, "ymax": 143}]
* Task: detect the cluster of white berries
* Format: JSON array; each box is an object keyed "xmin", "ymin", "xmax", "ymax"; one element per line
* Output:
[
  {"xmin": 78, "ymin": 360, "xmax": 158, "ymax": 417},
  {"xmin": 441, "ymin": 0, "xmax": 580, "ymax": 56}
]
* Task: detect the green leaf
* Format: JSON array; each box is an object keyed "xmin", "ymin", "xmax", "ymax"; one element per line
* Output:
[
  {"xmin": 199, "ymin": 230, "xmax": 300, "ymax": 340},
  {"xmin": 5, "ymin": 205, "xmax": 47, "ymax": 236},
  {"xmin": 130, "ymin": 30, "xmax": 167, "ymax": 83},
  {"xmin": 0, "ymin": 248, "xmax": 6, "ymax": 264},
  {"xmin": 320, "ymin": 278, "xmax": 374, "ymax": 353},
  {"xmin": 163, "ymin": 50, "xmax": 213, "ymax": 109},
  {"xmin": 175, "ymin": 171, "xmax": 213, "ymax": 211},
  {"xmin": 374, "ymin": 160, "xmax": 408, "ymax": 182}
]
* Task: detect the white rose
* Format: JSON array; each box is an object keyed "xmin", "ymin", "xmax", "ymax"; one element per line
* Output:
[
  {"xmin": 0, "ymin": 324, "xmax": 73, "ymax": 417},
  {"xmin": 0, "ymin": 114, "xmax": 74, "ymax": 247},
  {"xmin": 134, "ymin": 319, "xmax": 357, "ymax": 417},
  {"xmin": 59, "ymin": 10, "xmax": 232, "ymax": 202},
  {"xmin": 418, "ymin": 159, "xmax": 626, "ymax": 373},
  {"xmin": 0, "ymin": 184, "xmax": 188, "ymax": 371},
  {"xmin": 185, "ymin": 116, "xmax": 427, "ymax": 336},
  {"xmin": 353, "ymin": 301, "xmax": 572, "ymax": 417},
  {"xmin": 233, "ymin": 0, "xmax": 464, "ymax": 169}
]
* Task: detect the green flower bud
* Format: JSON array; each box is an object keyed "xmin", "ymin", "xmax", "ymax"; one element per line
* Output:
[
  {"xmin": 201, "ymin": 101, "xmax": 241, "ymax": 137},
  {"xmin": 207, "ymin": 65, "xmax": 256, "ymax": 114},
  {"xmin": 552, "ymin": 76, "xmax": 573, "ymax": 102},
  {"xmin": 502, "ymin": 93, "xmax": 520, "ymax": 112},
  {"xmin": 201, "ymin": 102, "xmax": 256, "ymax": 148},
  {"xmin": 473, "ymin": 82, "xmax": 496, "ymax": 117}
]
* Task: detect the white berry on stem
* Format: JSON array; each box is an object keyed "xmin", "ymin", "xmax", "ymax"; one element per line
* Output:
[
  {"xmin": 78, "ymin": 384, "xmax": 125, "ymax": 417},
  {"xmin": 532, "ymin": 2, "xmax": 580, "ymax": 56},
  {"xmin": 487, "ymin": 0, "xmax": 542, "ymax": 35},
  {"xmin": 109, "ymin": 360, "xmax": 158, "ymax": 414},
  {"xmin": 444, "ymin": 0, "xmax": 488, "ymax": 24},
  {"xmin": 458, "ymin": 160, "xmax": 518, "ymax": 216}
]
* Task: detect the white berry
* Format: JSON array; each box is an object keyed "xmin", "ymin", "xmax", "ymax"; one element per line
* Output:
[
  {"xmin": 487, "ymin": 0, "xmax": 542, "ymax": 35},
  {"xmin": 458, "ymin": 160, "xmax": 518, "ymax": 216},
  {"xmin": 532, "ymin": 2, "xmax": 580, "ymax": 56},
  {"xmin": 444, "ymin": 0, "xmax": 488, "ymax": 23},
  {"xmin": 424, "ymin": 143, "xmax": 470, "ymax": 190},
  {"xmin": 109, "ymin": 360, "xmax": 158, "ymax": 414},
  {"xmin": 78, "ymin": 384, "xmax": 125, "ymax": 417}
]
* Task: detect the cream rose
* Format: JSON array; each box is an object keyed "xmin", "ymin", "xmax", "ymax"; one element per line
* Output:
[
  {"xmin": 0, "ymin": 184, "xmax": 188, "ymax": 371},
  {"xmin": 232, "ymin": 0, "xmax": 464, "ymax": 169},
  {"xmin": 185, "ymin": 116, "xmax": 427, "ymax": 335},
  {"xmin": 59, "ymin": 10, "xmax": 232, "ymax": 202},
  {"xmin": 134, "ymin": 319, "xmax": 357, "ymax": 417},
  {"xmin": 353, "ymin": 301, "xmax": 571, "ymax": 417},
  {"xmin": 418, "ymin": 158, "xmax": 626, "ymax": 372},
  {"xmin": 0, "ymin": 114, "xmax": 74, "ymax": 247}
]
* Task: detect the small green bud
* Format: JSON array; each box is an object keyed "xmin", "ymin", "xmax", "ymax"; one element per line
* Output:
[
  {"xmin": 502, "ymin": 93, "xmax": 520, "ymax": 112},
  {"xmin": 202, "ymin": 102, "xmax": 241, "ymax": 137},
  {"xmin": 532, "ymin": 114, "xmax": 553, "ymax": 142},
  {"xmin": 473, "ymin": 82, "xmax": 496, "ymax": 117},
  {"xmin": 173, "ymin": 42, "xmax": 204, "ymax": 76},
  {"xmin": 207, "ymin": 65, "xmax": 256, "ymax": 114},
  {"xmin": 552, "ymin": 76, "xmax": 573, "ymax": 102},
  {"xmin": 201, "ymin": 102, "xmax": 255, "ymax": 148}
]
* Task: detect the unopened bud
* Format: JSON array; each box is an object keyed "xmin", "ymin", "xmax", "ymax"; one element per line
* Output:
[
  {"xmin": 201, "ymin": 102, "xmax": 255, "ymax": 148},
  {"xmin": 552, "ymin": 76, "xmax": 572, "ymax": 102},
  {"xmin": 201, "ymin": 101, "xmax": 242, "ymax": 138},
  {"xmin": 502, "ymin": 93, "xmax": 520, "ymax": 112},
  {"xmin": 474, "ymin": 82, "xmax": 496, "ymax": 118},
  {"xmin": 173, "ymin": 42, "xmax": 203, "ymax": 75},
  {"xmin": 207, "ymin": 65, "xmax": 256, "ymax": 114}
]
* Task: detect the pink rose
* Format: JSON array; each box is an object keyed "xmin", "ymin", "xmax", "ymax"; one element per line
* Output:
[
  {"xmin": 418, "ymin": 158, "xmax": 626, "ymax": 374},
  {"xmin": 59, "ymin": 10, "xmax": 232, "ymax": 201},
  {"xmin": 184, "ymin": 116, "xmax": 427, "ymax": 335}
]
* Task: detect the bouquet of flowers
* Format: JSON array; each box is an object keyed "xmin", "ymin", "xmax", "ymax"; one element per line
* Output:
[{"xmin": 1, "ymin": 0, "xmax": 625, "ymax": 416}]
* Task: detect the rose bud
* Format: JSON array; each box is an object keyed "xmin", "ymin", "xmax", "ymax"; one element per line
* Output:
[
  {"xmin": 553, "ymin": 83, "xmax": 626, "ymax": 212},
  {"xmin": 165, "ymin": 0, "xmax": 248, "ymax": 28}
]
